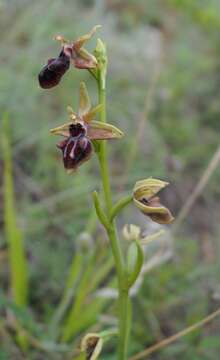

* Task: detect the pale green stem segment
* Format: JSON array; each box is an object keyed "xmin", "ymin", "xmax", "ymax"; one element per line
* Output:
[
  {"xmin": 93, "ymin": 191, "xmax": 110, "ymax": 230},
  {"xmin": 118, "ymin": 290, "xmax": 132, "ymax": 360},
  {"xmin": 97, "ymin": 85, "xmax": 113, "ymax": 215},
  {"xmin": 94, "ymin": 42, "xmax": 132, "ymax": 359},
  {"xmin": 110, "ymin": 195, "xmax": 133, "ymax": 222},
  {"xmin": 97, "ymin": 81, "xmax": 125, "ymax": 285}
]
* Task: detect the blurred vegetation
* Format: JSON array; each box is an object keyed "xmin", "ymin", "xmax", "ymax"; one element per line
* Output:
[{"xmin": 0, "ymin": 0, "xmax": 220, "ymax": 359}]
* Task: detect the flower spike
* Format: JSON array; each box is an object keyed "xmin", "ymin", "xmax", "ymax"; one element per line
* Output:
[{"xmin": 133, "ymin": 178, "xmax": 174, "ymax": 224}]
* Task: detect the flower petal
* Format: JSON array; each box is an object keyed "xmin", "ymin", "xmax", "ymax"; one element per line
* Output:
[
  {"xmin": 78, "ymin": 47, "xmax": 98, "ymax": 66},
  {"xmin": 83, "ymin": 104, "xmax": 103, "ymax": 123},
  {"xmin": 87, "ymin": 121, "xmax": 124, "ymax": 140},
  {"xmin": 79, "ymin": 82, "xmax": 91, "ymax": 116},
  {"xmin": 71, "ymin": 51, "xmax": 97, "ymax": 69},
  {"xmin": 54, "ymin": 35, "xmax": 69, "ymax": 45},
  {"xmin": 133, "ymin": 178, "xmax": 169, "ymax": 200},
  {"xmin": 73, "ymin": 25, "xmax": 101, "ymax": 52},
  {"xmin": 133, "ymin": 196, "xmax": 174, "ymax": 224},
  {"xmin": 50, "ymin": 122, "xmax": 73, "ymax": 137},
  {"xmin": 67, "ymin": 106, "xmax": 77, "ymax": 121},
  {"xmin": 72, "ymin": 58, "xmax": 95, "ymax": 69}
]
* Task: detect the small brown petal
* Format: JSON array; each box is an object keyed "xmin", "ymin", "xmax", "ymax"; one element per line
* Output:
[
  {"xmin": 72, "ymin": 50, "xmax": 97, "ymax": 69},
  {"xmin": 141, "ymin": 197, "xmax": 174, "ymax": 224},
  {"xmin": 87, "ymin": 121, "xmax": 124, "ymax": 140}
]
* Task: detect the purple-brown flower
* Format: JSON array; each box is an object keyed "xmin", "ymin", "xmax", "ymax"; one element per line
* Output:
[
  {"xmin": 38, "ymin": 26, "xmax": 100, "ymax": 89},
  {"xmin": 51, "ymin": 82, "xmax": 124, "ymax": 172}
]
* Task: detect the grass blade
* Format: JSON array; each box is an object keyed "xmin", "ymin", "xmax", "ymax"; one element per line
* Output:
[{"xmin": 2, "ymin": 113, "xmax": 29, "ymax": 347}]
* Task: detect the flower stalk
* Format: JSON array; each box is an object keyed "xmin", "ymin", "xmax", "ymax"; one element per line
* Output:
[{"xmin": 94, "ymin": 39, "xmax": 131, "ymax": 360}]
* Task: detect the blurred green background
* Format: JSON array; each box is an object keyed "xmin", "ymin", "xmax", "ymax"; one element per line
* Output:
[{"xmin": 0, "ymin": 0, "xmax": 220, "ymax": 359}]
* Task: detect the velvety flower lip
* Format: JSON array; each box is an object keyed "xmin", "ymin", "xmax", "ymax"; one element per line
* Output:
[
  {"xmin": 38, "ymin": 50, "xmax": 70, "ymax": 89},
  {"xmin": 50, "ymin": 82, "xmax": 124, "ymax": 172},
  {"xmin": 57, "ymin": 124, "xmax": 92, "ymax": 172},
  {"xmin": 38, "ymin": 26, "xmax": 100, "ymax": 89},
  {"xmin": 133, "ymin": 178, "xmax": 174, "ymax": 224},
  {"xmin": 69, "ymin": 122, "xmax": 86, "ymax": 137}
]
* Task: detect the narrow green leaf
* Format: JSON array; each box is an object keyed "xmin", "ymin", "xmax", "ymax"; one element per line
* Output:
[
  {"xmin": 61, "ymin": 253, "xmax": 96, "ymax": 342},
  {"xmin": 1, "ymin": 113, "xmax": 29, "ymax": 349},
  {"xmin": 2, "ymin": 113, "xmax": 28, "ymax": 307},
  {"xmin": 48, "ymin": 253, "xmax": 84, "ymax": 339}
]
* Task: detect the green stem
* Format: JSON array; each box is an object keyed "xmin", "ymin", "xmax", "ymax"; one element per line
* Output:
[
  {"xmin": 97, "ymin": 76, "xmax": 131, "ymax": 359},
  {"xmin": 118, "ymin": 290, "xmax": 131, "ymax": 360},
  {"xmin": 97, "ymin": 85, "xmax": 112, "ymax": 215},
  {"xmin": 110, "ymin": 195, "xmax": 133, "ymax": 222},
  {"xmin": 97, "ymin": 81, "xmax": 124, "ymax": 282},
  {"xmin": 106, "ymin": 225, "xmax": 124, "ymax": 286}
]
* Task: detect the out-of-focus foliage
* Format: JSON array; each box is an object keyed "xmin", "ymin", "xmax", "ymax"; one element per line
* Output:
[
  {"xmin": 0, "ymin": 0, "xmax": 220, "ymax": 359},
  {"xmin": 2, "ymin": 113, "xmax": 28, "ymax": 309}
]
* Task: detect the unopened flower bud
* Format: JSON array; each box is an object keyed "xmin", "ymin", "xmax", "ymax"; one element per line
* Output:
[
  {"xmin": 133, "ymin": 178, "xmax": 174, "ymax": 224},
  {"xmin": 122, "ymin": 224, "xmax": 141, "ymax": 241}
]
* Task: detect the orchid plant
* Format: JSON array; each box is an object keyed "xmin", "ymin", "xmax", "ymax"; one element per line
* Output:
[{"xmin": 38, "ymin": 26, "xmax": 174, "ymax": 360}]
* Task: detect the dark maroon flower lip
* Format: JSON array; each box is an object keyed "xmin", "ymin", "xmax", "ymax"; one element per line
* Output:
[
  {"xmin": 69, "ymin": 122, "xmax": 86, "ymax": 137},
  {"xmin": 57, "ymin": 123, "xmax": 92, "ymax": 171},
  {"xmin": 38, "ymin": 49, "xmax": 70, "ymax": 89}
]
